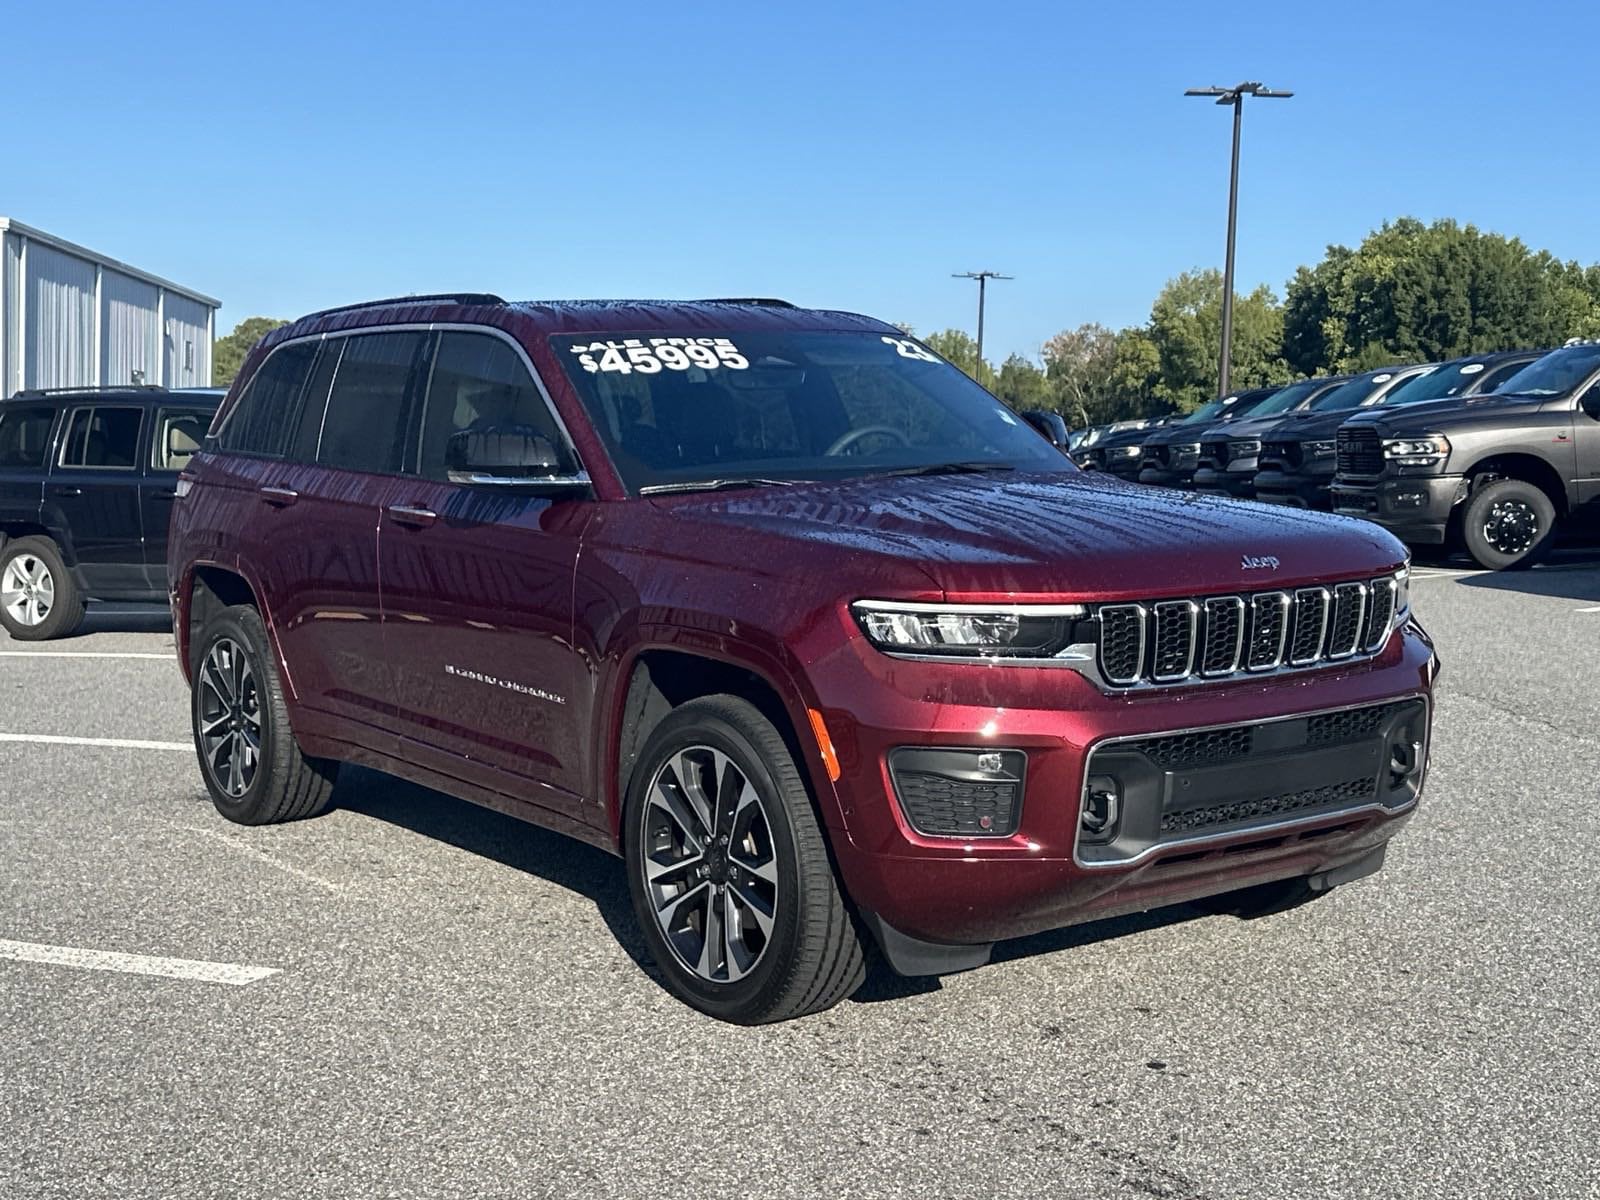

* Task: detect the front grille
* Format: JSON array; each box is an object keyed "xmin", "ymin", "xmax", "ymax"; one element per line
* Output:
[
  {"xmin": 1306, "ymin": 700, "xmax": 1406, "ymax": 746},
  {"xmin": 1337, "ymin": 426, "xmax": 1383, "ymax": 476},
  {"xmin": 1262, "ymin": 441, "xmax": 1302, "ymax": 469},
  {"xmin": 1124, "ymin": 726, "xmax": 1254, "ymax": 768},
  {"xmin": 1226, "ymin": 438, "xmax": 1261, "ymax": 462},
  {"xmin": 1197, "ymin": 439, "xmax": 1226, "ymax": 471},
  {"xmin": 1161, "ymin": 777, "xmax": 1374, "ymax": 835},
  {"xmin": 1093, "ymin": 575, "xmax": 1397, "ymax": 688},
  {"xmin": 1145, "ymin": 444, "xmax": 1171, "ymax": 467}
]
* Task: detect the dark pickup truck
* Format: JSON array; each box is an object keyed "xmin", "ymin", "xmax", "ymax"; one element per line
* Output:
[
  {"xmin": 0, "ymin": 385, "xmax": 222, "ymax": 639},
  {"xmin": 1192, "ymin": 376, "xmax": 1350, "ymax": 498},
  {"xmin": 1333, "ymin": 342, "xmax": 1600, "ymax": 569}
]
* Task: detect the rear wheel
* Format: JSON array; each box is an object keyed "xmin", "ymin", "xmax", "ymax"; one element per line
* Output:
[
  {"xmin": 1461, "ymin": 478, "xmax": 1556, "ymax": 570},
  {"xmin": 191, "ymin": 604, "xmax": 338, "ymax": 824},
  {"xmin": 623, "ymin": 696, "xmax": 865, "ymax": 1024},
  {"xmin": 0, "ymin": 537, "xmax": 84, "ymax": 641}
]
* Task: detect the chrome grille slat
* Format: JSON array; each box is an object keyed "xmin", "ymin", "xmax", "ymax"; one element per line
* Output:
[
  {"xmin": 1200, "ymin": 597, "xmax": 1246, "ymax": 676},
  {"xmin": 1092, "ymin": 576, "xmax": 1399, "ymax": 688}
]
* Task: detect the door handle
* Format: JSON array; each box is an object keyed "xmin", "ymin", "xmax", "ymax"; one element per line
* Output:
[
  {"xmin": 386, "ymin": 504, "xmax": 438, "ymax": 529},
  {"xmin": 258, "ymin": 485, "xmax": 299, "ymax": 508},
  {"xmin": 50, "ymin": 486, "xmax": 83, "ymax": 497}
]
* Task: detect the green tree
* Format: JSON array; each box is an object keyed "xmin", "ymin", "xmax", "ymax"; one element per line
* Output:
[
  {"xmin": 1146, "ymin": 270, "xmax": 1289, "ymax": 412},
  {"xmin": 212, "ymin": 317, "xmax": 289, "ymax": 387},
  {"xmin": 920, "ymin": 328, "xmax": 996, "ymax": 389},
  {"xmin": 1041, "ymin": 323, "xmax": 1119, "ymax": 426},
  {"xmin": 992, "ymin": 354, "xmax": 1049, "ymax": 411}
]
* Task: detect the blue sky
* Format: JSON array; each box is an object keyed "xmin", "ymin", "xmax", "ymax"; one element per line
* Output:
[{"xmin": 4, "ymin": 0, "xmax": 1596, "ymax": 360}]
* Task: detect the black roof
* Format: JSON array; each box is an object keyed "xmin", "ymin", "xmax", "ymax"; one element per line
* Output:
[{"xmin": 6, "ymin": 384, "xmax": 222, "ymax": 407}]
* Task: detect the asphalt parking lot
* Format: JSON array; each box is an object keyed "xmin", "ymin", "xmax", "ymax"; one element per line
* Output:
[{"xmin": 3, "ymin": 555, "xmax": 1599, "ymax": 1200}]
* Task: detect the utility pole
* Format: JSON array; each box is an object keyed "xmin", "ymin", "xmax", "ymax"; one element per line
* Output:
[
  {"xmin": 952, "ymin": 270, "xmax": 1012, "ymax": 375},
  {"xmin": 1183, "ymin": 81, "xmax": 1292, "ymax": 398}
]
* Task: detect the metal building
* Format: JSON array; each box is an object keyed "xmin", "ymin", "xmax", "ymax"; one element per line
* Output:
[{"xmin": 1, "ymin": 216, "xmax": 221, "ymax": 395}]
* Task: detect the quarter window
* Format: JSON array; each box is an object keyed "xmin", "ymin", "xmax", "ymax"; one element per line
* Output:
[
  {"xmin": 152, "ymin": 408, "xmax": 213, "ymax": 472},
  {"xmin": 416, "ymin": 332, "xmax": 571, "ymax": 481},
  {"xmin": 217, "ymin": 341, "xmax": 319, "ymax": 458},
  {"xmin": 59, "ymin": 407, "xmax": 143, "ymax": 469},
  {"xmin": 317, "ymin": 331, "xmax": 431, "ymax": 475},
  {"xmin": 0, "ymin": 405, "xmax": 56, "ymax": 468}
]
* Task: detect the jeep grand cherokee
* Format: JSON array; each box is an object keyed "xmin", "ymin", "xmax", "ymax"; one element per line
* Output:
[{"xmin": 168, "ymin": 295, "xmax": 1439, "ymax": 1024}]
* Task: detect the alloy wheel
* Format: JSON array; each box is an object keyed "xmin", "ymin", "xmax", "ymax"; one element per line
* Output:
[
  {"xmin": 197, "ymin": 638, "xmax": 262, "ymax": 798},
  {"xmin": 641, "ymin": 745, "xmax": 780, "ymax": 984},
  {"xmin": 1, "ymin": 554, "xmax": 55, "ymax": 627},
  {"xmin": 1483, "ymin": 498, "xmax": 1539, "ymax": 557}
]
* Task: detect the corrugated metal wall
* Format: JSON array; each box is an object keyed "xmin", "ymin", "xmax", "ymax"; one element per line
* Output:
[
  {"xmin": 2, "ymin": 233, "xmax": 18, "ymax": 394},
  {"xmin": 162, "ymin": 291, "xmax": 212, "ymax": 388},
  {"xmin": 101, "ymin": 272, "xmax": 160, "ymax": 386},
  {"xmin": 25, "ymin": 243, "xmax": 98, "ymax": 390}
]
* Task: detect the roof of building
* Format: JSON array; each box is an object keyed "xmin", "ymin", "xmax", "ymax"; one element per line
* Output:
[{"xmin": 0, "ymin": 217, "xmax": 221, "ymax": 309}]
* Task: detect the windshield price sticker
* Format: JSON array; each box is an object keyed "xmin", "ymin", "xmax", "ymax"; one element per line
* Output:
[
  {"xmin": 571, "ymin": 337, "xmax": 749, "ymax": 374},
  {"xmin": 881, "ymin": 336, "xmax": 941, "ymax": 363}
]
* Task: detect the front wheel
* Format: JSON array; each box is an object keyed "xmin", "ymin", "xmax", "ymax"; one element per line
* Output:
[
  {"xmin": 623, "ymin": 696, "xmax": 865, "ymax": 1024},
  {"xmin": 1461, "ymin": 479, "xmax": 1556, "ymax": 570},
  {"xmin": 0, "ymin": 537, "xmax": 85, "ymax": 641}
]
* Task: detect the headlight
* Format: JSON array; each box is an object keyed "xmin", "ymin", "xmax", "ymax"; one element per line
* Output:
[
  {"xmin": 1111, "ymin": 445, "xmax": 1142, "ymax": 459},
  {"xmin": 1228, "ymin": 439, "xmax": 1261, "ymax": 457},
  {"xmin": 1383, "ymin": 435, "xmax": 1450, "ymax": 467},
  {"xmin": 1305, "ymin": 440, "xmax": 1337, "ymax": 457},
  {"xmin": 1171, "ymin": 443, "xmax": 1201, "ymax": 455},
  {"xmin": 852, "ymin": 600, "xmax": 1085, "ymax": 659}
]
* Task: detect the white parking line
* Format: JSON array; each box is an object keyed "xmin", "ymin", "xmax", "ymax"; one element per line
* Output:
[
  {"xmin": 0, "ymin": 733, "xmax": 190, "ymax": 752},
  {"xmin": 179, "ymin": 824, "xmax": 344, "ymax": 893},
  {"xmin": 0, "ymin": 651, "xmax": 171, "ymax": 660},
  {"xmin": 0, "ymin": 938, "xmax": 279, "ymax": 986},
  {"xmin": 1577, "ymin": 605, "xmax": 1600, "ymax": 613}
]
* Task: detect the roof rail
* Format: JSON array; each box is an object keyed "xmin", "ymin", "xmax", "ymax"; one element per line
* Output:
[
  {"xmin": 13, "ymin": 384, "xmax": 167, "ymax": 398},
  {"xmin": 304, "ymin": 292, "xmax": 507, "ymax": 320},
  {"xmin": 695, "ymin": 297, "xmax": 795, "ymax": 308}
]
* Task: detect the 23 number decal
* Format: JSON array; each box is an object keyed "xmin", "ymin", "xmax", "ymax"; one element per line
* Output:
[{"xmin": 881, "ymin": 336, "xmax": 940, "ymax": 363}]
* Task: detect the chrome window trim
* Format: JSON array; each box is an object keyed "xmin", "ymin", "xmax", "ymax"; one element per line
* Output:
[
  {"xmin": 1150, "ymin": 599, "xmax": 1199, "ymax": 682},
  {"xmin": 1071, "ymin": 691, "xmax": 1431, "ymax": 870},
  {"xmin": 1200, "ymin": 596, "xmax": 1246, "ymax": 677},
  {"xmin": 55, "ymin": 405, "xmax": 145, "ymax": 472},
  {"xmin": 1246, "ymin": 590, "xmax": 1291, "ymax": 672},
  {"xmin": 209, "ymin": 320, "xmax": 587, "ymax": 480},
  {"xmin": 1289, "ymin": 587, "xmax": 1331, "ymax": 666}
]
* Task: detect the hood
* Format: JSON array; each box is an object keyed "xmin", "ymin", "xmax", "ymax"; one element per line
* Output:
[
  {"xmin": 653, "ymin": 471, "xmax": 1406, "ymax": 601},
  {"xmin": 1250, "ymin": 407, "xmax": 1358, "ymax": 442},
  {"xmin": 1204, "ymin": 409, "xmax": 1311, "ymax": 441},
  {"xmin": 1342, "ymin": 391, "xmax": 1550, "ymax": 434},
  {"xmin": 1094, "ymin": 426, "xmax": 1161, "ymax": 451},
  {"xmin": 1143, "ymin": 418, "xmax": 1217, "ymax": 447}
]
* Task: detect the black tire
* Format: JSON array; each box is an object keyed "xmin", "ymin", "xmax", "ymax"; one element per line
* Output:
[
  {"xmin": 1461, "ymin": 478, "xmax": 1556, "ymax": 571},
  {"xmin": 623, "ymin": 695, "xmax": 865, "ymax": 1024},
  {"xmin": 1193, "ymin": 877, "xmax": 1323, "ymax": 920},
  {"xmin": 191, "ymin": 603, "xmax": 337, "ymax": 824},
  {"xmin": 0, "ymin": 536, "xmax": 85, "ymax": 641}
]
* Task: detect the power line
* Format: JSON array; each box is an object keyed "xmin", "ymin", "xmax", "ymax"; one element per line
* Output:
[{"xmin": 952, "ymin": 270, "xmax": 1013, "ymax": 374}]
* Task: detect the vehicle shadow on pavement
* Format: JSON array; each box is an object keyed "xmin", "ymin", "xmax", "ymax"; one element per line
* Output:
[
  {"xmin": 72, "ymin": 605, "xmax": 173, "ymax": 636},
  {"xmin": 1456, "ymin": 557, "xmax": 1600, "ymax": 603},
  {"xmin": 332, "ymin": 767, "xmax": 657, "ymax": 972}
]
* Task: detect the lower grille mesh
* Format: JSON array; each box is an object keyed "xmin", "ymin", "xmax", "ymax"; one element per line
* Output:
[{"xmin": 1161, "ymin": 777, "xmax": 1374, "ymax": 835}]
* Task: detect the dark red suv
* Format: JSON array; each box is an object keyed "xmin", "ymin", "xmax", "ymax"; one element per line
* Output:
[{"xmin": 168, "ymin": 295, "xmax": 1439, "ymax": 1023}]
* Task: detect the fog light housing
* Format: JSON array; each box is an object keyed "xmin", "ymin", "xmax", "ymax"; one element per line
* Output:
[
  {"xmin": 887, "ymin": 748, "xmax": 1026, "ymax": 838},
  {"xmin": 1394, "ymin": 490, "xmax": 1426, "ymax": 508}
]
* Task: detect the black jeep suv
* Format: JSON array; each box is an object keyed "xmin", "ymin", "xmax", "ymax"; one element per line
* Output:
[
  {"xmin": 1252, "ymin": 365, "xmax": 1435, "ymax": 509},
  {"xmin": 0, "ymin": 386, "xmax": 222, "ymax": 639},
  {"xmin": 1333, "ymin": 343, "xmax": 1600, "ymax": 569}
]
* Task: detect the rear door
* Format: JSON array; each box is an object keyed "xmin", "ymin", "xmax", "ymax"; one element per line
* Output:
[
  {"xmin": 376, "ymin": 328, "xmax": 594, "ymax": 814},
  {"xmin": 0, "ymin": 403, "xmax": 57, "ymax": 529},
  {"xmin": 49, "ymin": 404, "xmax": 148, "ymax": 597},
  {"xmin": 141, "ymin": 404, "xmax": 217, "ymax": 591}
]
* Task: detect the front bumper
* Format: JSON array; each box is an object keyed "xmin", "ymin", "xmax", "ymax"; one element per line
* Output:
[
  {"xmin": 1137, "ymin": 465, "xmax": 1198, "ymax": 489},
  {"xmin": 1192, "ymin": 459, "xmax": 1258, "ymax": 498},
  {"xmin": 814, "ymin": 622, "xmax": 1438, "ymax": 955},
  {"xmin": 1252, "ymin": 467, "xmax": 1335, "ymax": 509},
  {"xmin": 1331, "ymin": 475, "xmax": 1463, "ymax": 544}
]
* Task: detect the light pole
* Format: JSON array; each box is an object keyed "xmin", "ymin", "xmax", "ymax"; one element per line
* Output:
[
  {"xmin": 952, "ymin": 270, "xmax": 1012, "ymax": 375},
  {"xmin": 1184, "ymin": 81, "xmax": 1291, "ymax": 398}
]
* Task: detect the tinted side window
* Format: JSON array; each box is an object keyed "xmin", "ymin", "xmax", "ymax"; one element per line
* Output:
[
  {"xmin": 318, "ymin": 331, "xmax": 431, "ymax": 475},
  {"xmin": 288, "ymin": 339, "xmax": 343, "ymax": 464},
  {"xmin": 152, "ymin": 408, "xmax": 214, "ymax": 472},
  {"xmin": 1477, "ymin": 360, "xmax": 1528, "ymax": 394},
  {"xmin": 218, "ymin": 341, "xmax": 319, "ymax": 458},
  {"xmin": 59, "ymin": 407, "xmax": 143, "ymax": 469},
  {"xmin": 416, "ymin": 332, "xmax": 571, "ymax": 481},
  {"xmin": 0, "ymin": 405, "xmax": 56, "ymax": 467}
]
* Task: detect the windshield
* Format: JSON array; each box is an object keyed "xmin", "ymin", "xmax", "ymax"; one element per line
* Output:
[
  {"xmin": 1183, "ymin": 398, "xmax": 1229, "ymax": 423},
  {"xmin": 1379, "ymin": 361, "xmax": 1500, "ymax": 406},
  {"xmin": 1247, "ymin": 378, "xmax": 1327, "ymax": 417},
  {"xmin": 1310, "ymin": 372, "xmax": 1402, "ymax": 412},
  {"xmin": 551, "ymin": 331, "xmax": 1069, "ymax": 491},
  {"xmin": 1494, "ymin": 345, "xmax": 1600, "ymax": 398}
]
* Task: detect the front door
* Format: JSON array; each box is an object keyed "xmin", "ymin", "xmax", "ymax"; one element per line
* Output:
[
  {"xmin": 1574, "ymin": 383, "xmax": 1600, "ymax": 506},
  {"xmin": 49, "ymin": 404, "xmax": 148, "ymax": 598},
  {"xmin": 377, "ymin": 329, "xmax": 594, "ymax": 816}
]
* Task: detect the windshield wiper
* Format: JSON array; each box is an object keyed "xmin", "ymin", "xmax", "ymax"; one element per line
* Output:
[
  {"xmin": 875, "ymin": 462, "xmax": 1017, "ymax": 479},
  {"xmin": 639, "ymin": 477, "xmax": 799, "ymax": 495}
]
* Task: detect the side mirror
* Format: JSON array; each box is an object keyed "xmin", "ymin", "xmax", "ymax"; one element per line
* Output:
[
  {"xmin": 1019, "ymin": 409, "xmax": 1069, "ymax": 449},
  {"xmin": 445, "ymin": 426, "xmax": 590, "ymax": 496}
]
